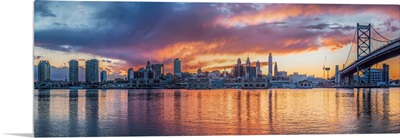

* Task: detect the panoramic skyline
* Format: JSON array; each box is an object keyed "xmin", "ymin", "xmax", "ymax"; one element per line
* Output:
[{"xmin": 34, "ymin": 2, "xmax": 400, "ymax": 81}]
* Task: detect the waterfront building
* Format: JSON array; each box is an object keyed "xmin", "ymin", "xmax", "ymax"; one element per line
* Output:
[
  {"xmin": 210, "ymin": 78, "xmax": 225, "ymax": 88},
  {"xmin": 355, "ymin": 68, "xmax": 384, "ymax": 85},
  {"xmin": 38, "ymin": 60, "xmax": 50, "ymax": 82},
  {"xmin": 296, "ymin": 80, "xmax": 313, "ymax": 88},
  {"xmin": 382, "ymin": 64, "xmax": 390, "ymax": 85},
  {"xmin": 100, "ymin": 70, "xmax": 107, "ymax": 82},
  {"xmin": 276, "ymin": 71, "xmax": 288, "ymax": 78},
  {"xmin": 188, "ymin": 78, "xmax": 210, "ymax": 89},
  {"xmin": 128, "ymin": 68, "xmax": 134, "ymax": 80},
  {"xmin": 69, "ymin": 59, "xmax": 78, "ymax": 83},
  {"xmin": 85, "ymin": 59, "xmax": 99, "ymax": 83},
  {"xmin": 289, "ymin": 72, "xmax": 307, "ymax": 84},
  {"xmin": 174, "ymin": 58, "xmax": 182, "ymax": 77},
  {"xmin": 151, "ymin": 64, "xmax": 164, "ymax": 79}
]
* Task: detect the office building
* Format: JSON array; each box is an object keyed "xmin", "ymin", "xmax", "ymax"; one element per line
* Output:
[
  {"xmin": 69, "ymin": 59, "xmax": 79, "ymax": 82},
  {"xmin": 151, "ymin": 64, "xmax": 164, "ymax": 79},
  {"xmin": 38, "ymin": 60, "xmax": 50, "ymax": 82},
  {"xmin": 174, "ymin": 58, "xmax": 182, "ymax": 76},
  {"xmin": 256, "ymin": 60, "xmax": 261, "ymax": 77},
  {"xmin": 382, "ymin": 64, "xmax": 390, "ymax": 85},
  {"xmin": 100, "ymin": 70, "xmax": 107, "ymax": 82},
  {"xmin": 249, "ymin": 67, "xmax": 257, "ymax": 78},
  {"xmin": 128, "ymin": 68, "xmax": 134, "ymax": 80},
  {"xmin": 85, "ymin": 59, "xmax": 99, "ymax": 83}
]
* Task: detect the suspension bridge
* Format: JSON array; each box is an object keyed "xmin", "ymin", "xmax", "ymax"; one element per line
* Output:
[{"xmin": 330, "ymin": 23, "xmax": 400, "ymax": 88}]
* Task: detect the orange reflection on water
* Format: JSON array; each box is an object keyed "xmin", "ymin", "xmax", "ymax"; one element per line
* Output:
[{"xmin": 34, "ymin": 88, "xmax": 400, "ymax": 137}]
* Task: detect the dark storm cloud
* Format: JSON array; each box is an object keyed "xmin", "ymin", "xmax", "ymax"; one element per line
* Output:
[
  {"xmin": 300, "ymin": 23, "xmax": 356, "ymax": 31},
  {"xmin": 34, "ymin": 1, "xmax": 56, "ymax": 17},
  {"xmin": 302, "ymin": 23, "xmax": 331, "ymax": 30}
]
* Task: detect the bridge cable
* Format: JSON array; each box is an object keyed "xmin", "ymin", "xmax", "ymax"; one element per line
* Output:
[
  {"xmin": 371, "ymin": 26, "xmax": 390, "ymax": 41},
  {"xmin": 344, "ymin": 29, "xmax": 357, "ymax": 67},
  {"xmin": 371, "ymin": 37, "xmax": 388, "ymax": 42}
]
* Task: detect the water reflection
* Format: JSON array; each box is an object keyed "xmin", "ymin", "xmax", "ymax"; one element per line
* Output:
[
  {"xmin": 68, "ymin": 89, "xmax": 78, "ymax": 136},
  {"xmin": 34, "ymin": 88, "xmax": 400, "ymax": 137}
]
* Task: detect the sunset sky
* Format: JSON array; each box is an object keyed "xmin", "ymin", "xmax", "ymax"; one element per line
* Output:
[{"xmin": 33, "ymin": 1, "xmax": 400, "ymax": 81}]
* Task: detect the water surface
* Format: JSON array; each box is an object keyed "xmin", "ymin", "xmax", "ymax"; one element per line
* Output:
[{"xmin": 34, "ymin": 88, "xmax": 400, "ymax": 136}]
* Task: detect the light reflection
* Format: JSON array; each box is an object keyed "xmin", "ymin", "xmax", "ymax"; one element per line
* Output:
[{"xmin": 34, "ymin": 88, "xmax": 400, "ymax": 137}]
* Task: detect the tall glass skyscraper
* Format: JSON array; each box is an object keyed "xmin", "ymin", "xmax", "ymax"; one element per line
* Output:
[
  {"xmin": 69, "ymin": 59, "xmax": 79, "ymax": 82},
  {"xmin": 85, "ymin": 59, "xmax": 99, "ymax": 83},
  {"xmin": 100, "ymin": 70, "xmax": 107, "ymax": 82},
  {"xmin": 174, "ymin": 58, "xmax": 181, "ymax": 76},
  {"xmin": 38, "ymin": 60, "xmax": 50, "ymax": 82}
]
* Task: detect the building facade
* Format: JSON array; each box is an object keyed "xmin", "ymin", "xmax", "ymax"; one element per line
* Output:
[
  {"xmin": 151, "ymin": 64, "xmax": 164, "ymax": 79},
  {"xmin": 128, "ymin": 68, "xmax": 134, "ymax": 80},
  {"xmin": 174, "ymin": 58, "xmax": 181, "ymax": 76},
  {"xmin": 100, "ymin": 70, "xmax": 107, "ymax": 82},
  {"xmin": 69, "ymin": 59, "xmax": 79, "ymax": 82},
  {"xmin": 256, "ymin": 60, "xmax": 261, "ymax": 77},
  {"xmin": 85, "ymin": 59, "xmax": 99, "ymax": 83},
  {"xmin": 38, "ymin": 60, "xmax": 50, "ymax": 82}
]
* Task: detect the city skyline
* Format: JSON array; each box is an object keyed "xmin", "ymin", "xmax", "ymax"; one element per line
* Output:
[{"xmin": 34, "ymin": 2, "xmax": 400, "ymax": 81}]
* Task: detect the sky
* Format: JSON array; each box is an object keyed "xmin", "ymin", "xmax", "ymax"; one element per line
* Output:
[{"xmin": 33, "ymin": 1, "xmax": 400, "ymax": 81}]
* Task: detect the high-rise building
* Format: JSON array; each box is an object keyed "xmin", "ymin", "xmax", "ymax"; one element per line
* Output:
[
  {"xmin": 245, "ymin": 56, "xmax": 251, "ymax": 78},
  {"xmin": 128, "ymin": 68, "xmax": 134, "ymax": 80},
  {"xmin": 174, "ymin": 58, "xmax": 182, "ymax": 76},
  {"xmin": 246, "ymin": 56, "xmax": 250, "ymax": 67},
  {"xmin": 249, "ymin": 67, "xmax": 257, "ymax": 78},
  {"xmin": 38, "ymin": 60, "xmax": 50, "ymax": 82},
  {"xmin": 233, "ymin": 59, "xmax": 245, "ymax": 78},
  {"xmin": 85, "ymin": 59, "xmax": 99, "ymax": 83},
  {"xmin": 268, "ymin": 53, "xmax": 272, "ymax": 79},
  {"xmin": 151, "ymin": 64, "xmax": 164, "ymax": 79},
  {"xmin": 256, "ymin": 60, "xmax": 261, "ymax": 78},
  {"xmin": 382, "ymin": 64, "xmax": 390, "ymax": 85},
  {"xmin": 274, "ymin": 62, "xmax": 278, "ymax": 77},
  {"xmin": 100, "ymin": 70, "xmax": 107, "ymax": 82},
  {"xmin": 69, "ymin": 59, "xmax": 79, "ymax": 83}
]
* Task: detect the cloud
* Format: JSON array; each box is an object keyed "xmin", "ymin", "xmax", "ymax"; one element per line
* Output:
[
  {"xmin": 34, "ymin": 2, "xmax": 399, "ymax": 74},
  {"xmin": 34, "ymin": 1, "xmax": 56, "ymax": 17},
  {"xmin": 34, "ymin": 56, "xmax": 43, "ymax": 59}
]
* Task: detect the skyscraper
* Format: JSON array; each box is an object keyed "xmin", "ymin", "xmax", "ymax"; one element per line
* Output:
[
  {"xmin": 100, "ymin": 70, "xmax": 107, "ymax": 82},
  {"xmin": 128, "ymin": 68, "xmax": 134, "ymax": 80},
  {"xmin": 245, "ymin": 56, "xmax": 251, "ymax": 78},
  {"xmin": 151, "ymin": 64, "xmax": 164, "ymax": 79},
  {"xmin": 174, "ymin": 58, "xmax": 181, "ymax": 76},
  {"xmin": 85, "ymin": 59, "xmax": 99, "ymax": 83},
  {"xmin": 256, "ymin": 60, "xmax": 261, "ymax": 77},
  {"xmin": 274, "ymin": 62, "xmax": 278, "ymax": 77},
  {"xmin": 38, "ymin": 60, "xmax": 50, "ymax": 82},
  {"xmin": 69, "ymin": 59, "xmax": 79, "ymax": 83},
  {"xmin": 268, "ymin": 53, "xmax": 272, "ymax": 79}
]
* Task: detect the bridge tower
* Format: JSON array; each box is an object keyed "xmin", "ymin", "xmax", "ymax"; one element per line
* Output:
[{"xmin": 356, "ymin": 23, "xmax": 371, "ymax": 85}]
